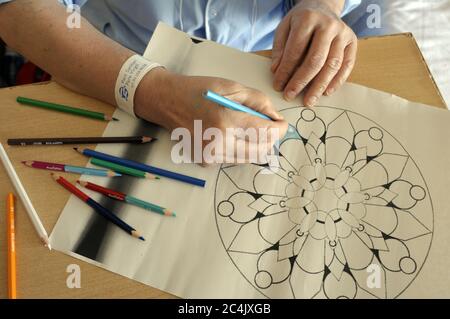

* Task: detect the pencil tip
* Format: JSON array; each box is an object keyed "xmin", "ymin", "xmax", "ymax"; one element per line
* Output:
[
  {"xmin": 142, "ymin": 136, "xmax": 155, "ymax": 143},
  {"xmin": 164, "ymin": 210, "xmax": 176, "ymax": 217},
  {"xmin": 77, "ymin": 180, "xmax": 87, "ymax": 187},
  {"xmin": 42, "ymin": 237, "xmax": 52, "ymax": 250},
  {"xmin": 108, "ymin": 171, "xmax": 122, "ymax": 177},
  {"xmin": 139, "ymin": 236, "xmax": 145, "ymax": 241},
  {"xmin": 112, "ymin": 117, "xmax": 119, "ymax": 121}
]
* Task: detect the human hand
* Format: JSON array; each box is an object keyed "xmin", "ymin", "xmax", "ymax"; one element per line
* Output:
[
  {"xmin": 271, "ymin": 0, "xmax": 357, "ymax": 106},
  {"xmin": 135, "ymin": 68, "xmax": 288, "ymax": 163}
]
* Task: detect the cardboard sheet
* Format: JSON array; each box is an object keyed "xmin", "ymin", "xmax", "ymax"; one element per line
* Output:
[{"xmin": 50, "ymin": 23, "xmax": 450, "ymax": 298}]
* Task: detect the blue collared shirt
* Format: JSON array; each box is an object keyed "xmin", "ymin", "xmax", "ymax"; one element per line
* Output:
[{"xmin": 1, "ymin": 0, "xmax": 361, "ymax": 53}]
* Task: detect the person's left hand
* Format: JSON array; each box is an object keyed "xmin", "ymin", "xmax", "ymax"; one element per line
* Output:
[{"xmin": 271, "ymin": 0, "xmax": 358, "ymax": 106}]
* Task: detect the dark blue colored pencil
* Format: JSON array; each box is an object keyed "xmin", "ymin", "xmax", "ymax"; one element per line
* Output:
[{"xmin": 74, "ymin": 147, "xmax": 206, "ymax": 187}]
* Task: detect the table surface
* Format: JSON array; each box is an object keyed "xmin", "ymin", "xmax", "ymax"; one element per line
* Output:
[{"xmin": 0, "ymin": 33, "xmax": 447, "ymax": 299}]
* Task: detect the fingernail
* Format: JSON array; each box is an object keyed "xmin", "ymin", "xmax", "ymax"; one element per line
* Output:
[
  {"xmin": 285, "ymin": 90, "xmax": 297, "ymax": 101},
  {"xmin": 274, "ymin": 81, "xmax": 283, "ymax": 92},
  {"xmin": 270, "ymin": 58, "xmax": 278, "ymax": 72},
  {"xmin": 306, "ymin": 96, "xmax": 317, "ymax": 107},
  {"xmin": 327, "ymin": 88, "xmax": 335, "ymax": 96},
  {"xmin": 271, "ymin": 58, "xmax": 279, "ymax": 72},
  {"xmin": 273, "ymin": 112, "xmax": 284, "ymax": 120}
]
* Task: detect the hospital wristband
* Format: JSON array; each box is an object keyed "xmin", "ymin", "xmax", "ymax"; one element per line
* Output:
[{"xmin": 115, "ymin": 55, "xmax": 163, "ymax": 118}]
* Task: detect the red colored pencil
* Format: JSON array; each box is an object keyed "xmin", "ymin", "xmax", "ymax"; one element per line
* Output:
[
  {"xmin": 52, "ymin": 174, "xmax": 144, "ymax": 240},
  {"xmin": 77, "ymin": 180, "xmax": 176, "ymax": 217}
]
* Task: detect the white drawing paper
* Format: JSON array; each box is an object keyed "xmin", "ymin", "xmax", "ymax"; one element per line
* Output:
[{"xmin": 50, "ymin": 23, "xmax": 450, "ymax": 298}]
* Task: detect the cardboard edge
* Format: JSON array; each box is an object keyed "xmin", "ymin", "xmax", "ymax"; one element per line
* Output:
[{"xmin": 359, "ymin": 32, "xmax": 447, "ymax": 109}]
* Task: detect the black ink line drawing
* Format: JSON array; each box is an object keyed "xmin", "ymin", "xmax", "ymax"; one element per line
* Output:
[{"xmin": 214, "ymin": 106, "xmax": 434, "ymax": 299}]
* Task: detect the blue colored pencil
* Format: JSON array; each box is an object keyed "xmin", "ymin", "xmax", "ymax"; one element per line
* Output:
[
  {"xmin": 74, "ymin": 148, "xmax": 206, "ymax": 187},
  {"xmin": 203, "ymin": 90, "xmax": 301, "ymax": 141},
  {"xmin": 203, "ymin": 90, "xmax": 272, "ymax": 121},
  {"xmin": 52, "ymin": 174, "xmax": 145, "ymax": 241}
]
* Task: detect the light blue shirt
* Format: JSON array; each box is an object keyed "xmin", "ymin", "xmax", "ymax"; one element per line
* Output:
[{"xmin": 1, "ymin": 0, "xmax": 361, "ymax": 53}]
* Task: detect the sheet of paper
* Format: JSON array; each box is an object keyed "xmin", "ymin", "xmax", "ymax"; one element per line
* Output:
[{"xmin": 50, "ymin": 23, "xmax": 450, "ymax": 298}]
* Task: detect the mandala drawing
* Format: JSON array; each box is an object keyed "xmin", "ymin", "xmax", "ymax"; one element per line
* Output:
[{"xmin": 214, "ymin": 106, "xmax": 433, "ymax": 299}]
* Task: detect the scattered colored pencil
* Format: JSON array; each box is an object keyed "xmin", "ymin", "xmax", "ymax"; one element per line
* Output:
[
  {"xmin": 7, "ymin": 136, "xmax": 155, "ymax": 146},
  {"xmin": 17, "ymin": 96, "xmax": 118, "ymax": 122},
  {"xmin": 7, "ymin": 193, "xmax": 17, "ymax": 299},
  {"xmin": 77, "ymin": 180, "xmax": 176, "ymax": 217},
  {"xmin": 52, "ymin": 174, "xmax": 144, "ymax": 241},
  {"xmin": 90, "ymin": 158, "xmax": 159, "ymax": 180},
  {"xmin": 75, "ymin": 148, "xmax": 206, "ymax": 187},
  {"xmin": 22, "ymin": 160, "xmax": 121, "ymax": 177},
  {"xmin": 0, "ymin": 143, "xmax": 51, "ymax": 249}
]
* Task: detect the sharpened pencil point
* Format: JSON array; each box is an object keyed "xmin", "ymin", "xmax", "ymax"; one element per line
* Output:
[
  {"xmin": 112, "ymin": 117, "xmax": 119, "ymax": 121},
  {"xmin": 77, "ymin": 180, "xmax": 88, "ymax": 187},
  {"xmin": 107, "ymin": 170, "xmax": 122, "ymax": 177},
  {"xmin": 164, "ymin": 209, "xmax": 176, "ymax": 217},
  {"xmin": 139, "ymin": 236, "xmax": 145, "ymax": 241},
  {"xmin": 142, "ymin": 136, "xmax": 156, "ymax": 144},
  {"xmin": 41, "ymin": 237, "xmax": 52, "ymax": 250}
]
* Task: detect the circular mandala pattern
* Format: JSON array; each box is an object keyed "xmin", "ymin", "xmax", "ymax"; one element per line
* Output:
[{"xmin": 214, "ymin": 107, "xmax": 433, "ymax": 299}]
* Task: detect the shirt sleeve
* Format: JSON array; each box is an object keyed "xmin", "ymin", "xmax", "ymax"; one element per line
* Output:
[
  {"xmin": 286, "ymin": 0, "xmax": 362, "ymax": 17},
  {"xmin": 0, "ymin": 0, "xmax": 88, "ymax": 6},
  {"xmin": 342, "ymin": 0, "xmax": 362, "ymax": 16},
  {"xmin": 59, "ymin": 0, "xmax": 88, "ymax": 7}
]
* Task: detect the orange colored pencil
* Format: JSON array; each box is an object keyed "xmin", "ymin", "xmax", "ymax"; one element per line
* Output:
[{"xmin": 7, "ymin": 193, "xmax": 17, "ymax": 299}]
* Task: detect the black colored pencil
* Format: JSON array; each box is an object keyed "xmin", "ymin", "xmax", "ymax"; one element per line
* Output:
[{"xmin": 7, "ymin": 136, "xmax": 156, "ymax": 146}]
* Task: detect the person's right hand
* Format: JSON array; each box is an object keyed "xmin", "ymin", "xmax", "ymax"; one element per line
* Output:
[{"xmin": 135, "ymin": 68, "xmax": 288, "ymax": 164}]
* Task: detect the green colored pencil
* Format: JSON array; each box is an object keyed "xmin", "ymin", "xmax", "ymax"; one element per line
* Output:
[
  {"xmin": 90, "ymin": 158, "xmax": 159, "ymax": 180},
  {"xmin": 125, "ymin": 196, "xmax": 174, "ymax": 216},
  {"xmin": 17, "ymin": 96, "xmax": 118, "ymax": 121}
]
